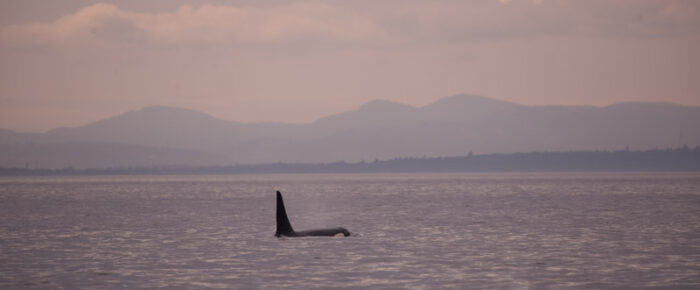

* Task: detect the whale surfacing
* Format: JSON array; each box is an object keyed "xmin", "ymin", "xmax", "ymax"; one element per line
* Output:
[{"xmin": 275, "ymin": 191, "xmax": 350, "ymax": 237}]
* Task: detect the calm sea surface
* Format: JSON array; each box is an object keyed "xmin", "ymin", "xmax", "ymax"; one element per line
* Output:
[{"xmin": 1, "ymin": 173, "xmax": 699, "ymax": 289}]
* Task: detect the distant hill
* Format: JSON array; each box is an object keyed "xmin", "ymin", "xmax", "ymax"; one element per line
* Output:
[
  {"xmin": 1, "ymin": 94, "xmax": 699, "ymax": 168},
  {"xmin": 2, "ymin": 147, "xmax": 699, "ymax": 175}
]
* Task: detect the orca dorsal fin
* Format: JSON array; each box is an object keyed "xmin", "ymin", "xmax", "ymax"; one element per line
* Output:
[{"xmin": 275, "ymin": 191, "xmax": 295, "ymax": 236}]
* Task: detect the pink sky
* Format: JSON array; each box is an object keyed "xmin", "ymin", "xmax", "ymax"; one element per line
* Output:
[{"xmin": 1, "ymin": 0, "xmax": 699, "ymax": 132}]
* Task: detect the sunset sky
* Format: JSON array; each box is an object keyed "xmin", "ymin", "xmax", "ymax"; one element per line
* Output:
[{"xmin": 1, "ymin": 0, "xmax": 699, "ymax": 132}]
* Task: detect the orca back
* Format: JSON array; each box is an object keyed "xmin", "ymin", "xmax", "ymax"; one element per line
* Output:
[{"xmin": 275, "ymin": 191, "xmax": 295, "ymax": 237}]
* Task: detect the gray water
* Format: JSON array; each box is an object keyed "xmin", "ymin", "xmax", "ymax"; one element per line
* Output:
[{"xmin": 1, "ymin": 173, "xmax": 699, "ymax": 289}]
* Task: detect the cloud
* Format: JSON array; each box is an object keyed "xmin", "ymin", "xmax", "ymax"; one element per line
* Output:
[
  {"xmin": 1, "ymin": 3, "xmax": 138, "ymax": 46},
  {"xmin": 387, "ymin": 0, "xmax": 700, "ymax": 41},
  {"xmin": 0, "ymin": 2, "xmax": 383, "ymax": 47},
  {"xmin": 1, "ymin": 0, "xmax": 698, "ymax": 49}
]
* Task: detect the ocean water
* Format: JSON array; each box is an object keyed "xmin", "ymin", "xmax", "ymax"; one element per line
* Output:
[{"xmin": 1, "ymin": 173, "xmax": 699, "ymax": 289}]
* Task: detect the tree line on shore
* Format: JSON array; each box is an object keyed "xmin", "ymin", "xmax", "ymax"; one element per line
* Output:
[{"xmin": 1, "ymin": 147, "xmax": 699, "ymax": 176}]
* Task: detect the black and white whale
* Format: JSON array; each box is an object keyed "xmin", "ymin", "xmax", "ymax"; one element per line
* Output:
[{"xmin": 275, "ymin": 191, "xmax": 351, "ymax": 237}]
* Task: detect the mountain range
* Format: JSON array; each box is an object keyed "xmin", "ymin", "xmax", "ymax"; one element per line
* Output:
[{"xmin": 1, "ymin": 94, "xmax": 699, "ymax": 169}]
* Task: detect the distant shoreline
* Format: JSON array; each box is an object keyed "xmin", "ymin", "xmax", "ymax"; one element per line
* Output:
[{"xmin": 1, "ymin": 147, "xmax": 699, "ymax": 176}]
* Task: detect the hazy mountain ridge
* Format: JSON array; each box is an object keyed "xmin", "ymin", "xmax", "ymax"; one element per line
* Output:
[
  {"xmin": 45, "ymin": 106, "xmax": 244, "ymax": 150},
  {"xmin": 2, "ymin": 94, "xmax": 699, "ymax": 168}
]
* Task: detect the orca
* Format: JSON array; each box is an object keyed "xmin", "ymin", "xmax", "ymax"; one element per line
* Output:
[{"xmin": 275, "ymin": 191, "xmax": 350, "ymax": 237}]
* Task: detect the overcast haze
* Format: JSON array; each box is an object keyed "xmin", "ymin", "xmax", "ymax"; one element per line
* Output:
[{"xmin": 1, "ymin": 0, "xmax": 699, "ymax": 132}]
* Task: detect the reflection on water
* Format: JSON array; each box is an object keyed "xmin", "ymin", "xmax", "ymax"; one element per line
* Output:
[{"xmin": 1, "ymin": 173, "xmax": 699, "ymax": 289}]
